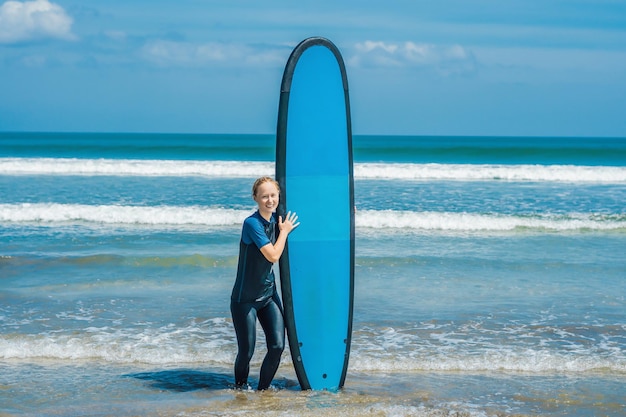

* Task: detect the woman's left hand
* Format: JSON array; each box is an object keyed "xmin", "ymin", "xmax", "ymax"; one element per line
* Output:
[{"xmin": 279, "ymin": 211, "xmax": 300, "ymax": 234}]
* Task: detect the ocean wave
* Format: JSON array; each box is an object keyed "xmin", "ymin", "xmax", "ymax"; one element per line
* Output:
[
  {"xmin": 350, "ymin": 350, "xmax": 626, "ymax": 374},
  {"xmin": 357, "ymin": 210, "xmax": 626, "ymax": 232},
  {"xmin": 0, "ymin": 318, "xmax": 236, "ymax": 366},
  {"xmin": 350, "ymin": 324, "xmax": 626, "ymax": 374},
  {"xmin": 0, "ymin": 203, "xmax": 249, "ymax": 227},
  {"xmin": 355, "ymin": 162, "xmax": 626, "ymax": 183},
  {"xmin": 1, "ymin": 322, "xmax": 623, "ymax": 374},
  {"xmin": 1, "ymin": 203, "xmax": 624, "ymax": 232},
  {"xmin": 2, "ymin": 158, "xmax": 625, "ymax": 183},
  {"xmin": 0, "ymin": 158, "xmax": 272, "ymax": 178}
]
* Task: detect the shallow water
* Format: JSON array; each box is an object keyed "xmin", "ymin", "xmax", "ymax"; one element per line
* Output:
[{"xmin": 1, "ymin": 133, "xmax": 624, "ymax": 416}]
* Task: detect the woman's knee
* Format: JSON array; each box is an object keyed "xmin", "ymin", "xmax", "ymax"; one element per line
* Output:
[
  {"xmin": 267, "ymin": 330, "xmax": 285, "ymax": 354},
  {"xmin": 265, "ymin": 343, "xmax": 284, "ymax": 362},
  {"xmin": 270, "ymin": 338, "xmax": 285, "ymax": 353}
]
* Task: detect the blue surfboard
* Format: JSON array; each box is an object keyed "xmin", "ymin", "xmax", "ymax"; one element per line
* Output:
[{"xmin": 276, "ymin": 37, "xmax": 354, "ymax": 391}]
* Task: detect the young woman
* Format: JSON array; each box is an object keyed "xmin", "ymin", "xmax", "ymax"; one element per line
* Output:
[{"xmin": 230, "ymin": 176, "xmax": 299, "ymax": 390}]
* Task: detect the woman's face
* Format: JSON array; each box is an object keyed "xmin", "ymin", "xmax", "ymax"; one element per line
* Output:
[{"xmin": 254, "ymin": 181, "xmax": 279, "ymax": 216}]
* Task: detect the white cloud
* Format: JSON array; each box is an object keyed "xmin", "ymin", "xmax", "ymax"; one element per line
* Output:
[
  {"xmin": 20, "ymin": 53, "xmax": 46, "ymax": 66},
  {"xmin": 141, "ymin": 40, "xmax": 286, "ymax": 68},
  {"xmin": 104, "ymin": 30, "xmax": 127, "ymax": 42},
  {"xmin": 350, "ymin": 41, "xmax": 476, "ymax": 75},
  {"xmin": 0, "ymin": 0, "xmax": 75, "ymax": 44}
]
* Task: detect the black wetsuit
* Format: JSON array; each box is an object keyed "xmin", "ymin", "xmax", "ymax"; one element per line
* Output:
[{"xmin": 230, "ymin": 211, "xmax": 285, "ymax": 390}]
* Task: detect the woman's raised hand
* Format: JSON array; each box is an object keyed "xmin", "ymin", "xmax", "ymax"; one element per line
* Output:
[{"xmin": 279, "ymin": 211, "xmax": 300, "ymax": 233}]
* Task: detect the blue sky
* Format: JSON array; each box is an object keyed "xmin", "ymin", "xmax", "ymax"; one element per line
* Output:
[{"xmin": 1, "ymin": 0, "xmax": 625, "ymax": 136}]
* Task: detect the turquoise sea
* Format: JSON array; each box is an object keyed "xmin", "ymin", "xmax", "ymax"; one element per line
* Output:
[{"xmin": 1, "ymin": 132, "xmax": 625, "ymax": 416}]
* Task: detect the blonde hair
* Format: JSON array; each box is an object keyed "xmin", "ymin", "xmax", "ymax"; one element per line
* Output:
[{"xmin": 252, "ymin": 176, "xmax": 280, "ymax": 197}]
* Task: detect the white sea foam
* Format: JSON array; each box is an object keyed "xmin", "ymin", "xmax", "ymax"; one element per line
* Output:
[
  {"xmin": 0, "ymin": 318, "xmax": 237, "ymax": 366},
  {"xmin": 0, "ymin": 158, "xmax": 273, "ymax": 178},
  {"xmin": 0, "ymin": 203, "xmax": 250, "ymax": 227},
  {"xmin": 357, "ymin": 210, "xmax": 626, "ymax": 232},
  {"xmin": 356, "ymin": 162, "xmax": 626, "ymax": 183},
  {"xmin": 350, "ymin": 350, "xmax": 626, "ymax": 374},
  {"xmin": 1, "ymin": 203, "xmax": 624, "ymax": 232},
  {"xmin": 349, "ymin": 325, "xmax": 626, "ymax": 374},
  {"xmin": 1, "ymin": 158, "xmax": 625, "ymax": 183},
  {"xmin": 1, "ymin": 323, "xmax": 624, "ymax": 374}
]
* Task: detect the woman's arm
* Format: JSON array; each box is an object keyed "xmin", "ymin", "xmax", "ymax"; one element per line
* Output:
[{"xmin": 259, "ymin": 211, "xmax": 299, "ymax": 263}]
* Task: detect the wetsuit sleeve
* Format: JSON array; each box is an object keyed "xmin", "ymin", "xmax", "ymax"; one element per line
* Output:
[{"xmin": 242, "ymin": 217, "xmax": 271, "ymax": 249}]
